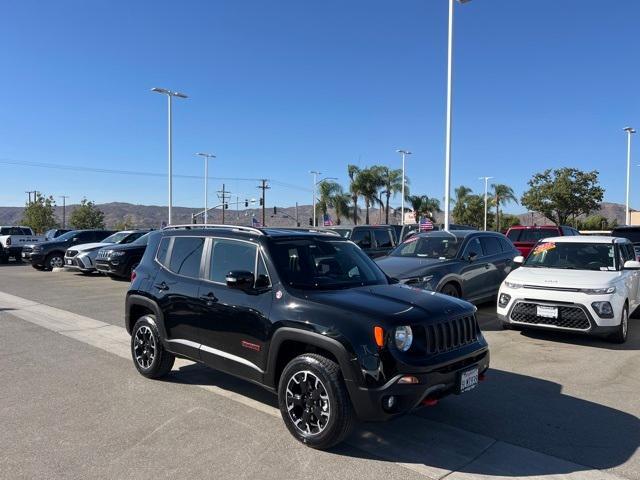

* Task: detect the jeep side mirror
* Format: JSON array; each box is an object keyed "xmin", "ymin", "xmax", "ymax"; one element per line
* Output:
[
  {"xmin": 513, "ymin": 255, "xmax": 525, "ymax": 265},
  {"xmin": 226, "ymin": 270, "xmax": 255, "ymax": 290},
  {"xmin": 467, "ymin": 251, "xmax": 478, "ymax": 262}
]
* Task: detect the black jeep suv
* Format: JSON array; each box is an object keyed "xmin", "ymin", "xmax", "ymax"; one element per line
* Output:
[
  {"xmin": 126, "ymin": 226, "xmax": 489, "ymax": 449},
  {"xmin": 96, "ymin": 231, "xmax": 151, "ymax": 279}
]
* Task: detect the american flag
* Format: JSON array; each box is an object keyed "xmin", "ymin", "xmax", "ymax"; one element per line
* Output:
[
  {"xmin": 323, "ymin": 214, "xmax": 333, "ymax": 226},
  {"xmin": 251, "ymin": 217, "xmax": 261, "ymax": 227},
  {"xmin": 419, "ymin": 217, "xmax": 434, "ymax": 232}
]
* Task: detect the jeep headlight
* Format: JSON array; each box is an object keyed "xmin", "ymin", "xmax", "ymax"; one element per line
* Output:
[{"xmin": 394, "ymin": 326, "xmax": 413, "ymax": 352}]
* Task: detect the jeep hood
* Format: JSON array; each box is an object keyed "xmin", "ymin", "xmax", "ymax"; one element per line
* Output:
[{"xmin": 302, "ymin": 284, "xmax": 474, "ymax": 325}]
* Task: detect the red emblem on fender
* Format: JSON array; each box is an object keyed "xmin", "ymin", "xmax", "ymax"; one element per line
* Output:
[{"xmin": 241, "ymin": 340, "xmax": 261, "ymax": 352}]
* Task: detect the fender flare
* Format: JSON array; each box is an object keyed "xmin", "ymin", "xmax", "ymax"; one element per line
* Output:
[
  {"xmin": 436, "ymin": 274, "xmax": 463, "ymax": 296},
  {"xmin": 264, "ymin": 327, "xmax": 358, "ymax": 389},
  {"xmin": 125, "ymin": 294, "xmax": 168, "ymax": 341}
]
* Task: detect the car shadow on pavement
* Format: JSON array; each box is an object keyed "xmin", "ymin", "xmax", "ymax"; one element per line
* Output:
[
  {"xmin": 163, "ymin": 362, "xmax": 638, "ymax": 477},
  {"xmin": 518, "ymin": 325, "xmax": 640, "ymax": 351}
]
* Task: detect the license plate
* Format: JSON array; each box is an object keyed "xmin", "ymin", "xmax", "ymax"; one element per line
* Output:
[
  {"xmin": 536, "ymin": 305, "xmax": 558, "ymax": 319},
  {"xmin": 459, "ymin": 367, "xmax": 479, "ymax": 393},
  {"xmin": 66, "ymin": 259, "xmax": 73, "ymax": 265}
]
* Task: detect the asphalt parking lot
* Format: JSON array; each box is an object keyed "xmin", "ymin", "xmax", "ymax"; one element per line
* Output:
[{"xmin": 1, "ymin": 262, "xmax": 639, "ymax": 480}]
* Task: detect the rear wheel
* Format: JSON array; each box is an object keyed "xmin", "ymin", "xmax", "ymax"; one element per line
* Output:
[
  {"xmin": 131, "ymin": 315, "xmax": 175, "ymax": 378},
  {"xmin": 609, "ymin": 304, "xmax": 628, "ymax": 344},
  {"xmin": 440, "ymin": 282, "xmax": 461, "ymax": 298},
  {"xmin": 278, "ymin": 354, "xmax": 354, "ymax": 449}
]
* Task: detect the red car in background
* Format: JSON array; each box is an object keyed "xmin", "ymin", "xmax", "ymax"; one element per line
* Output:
[{"xmin": 505, "ymin": 225, "xmax": 581, "ymax": 257}]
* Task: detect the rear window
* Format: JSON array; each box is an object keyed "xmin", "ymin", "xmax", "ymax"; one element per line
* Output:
[
  {"xmin": 507, "ymin": 228, "xmax": 559, "ymax": 243},
  {"xmin": 0, "ymin": 227, "xmax": 31, "ymax": 235},
  {"xmin": 612, "ymin": 229, "xmax": 640, "ymax": 244}
]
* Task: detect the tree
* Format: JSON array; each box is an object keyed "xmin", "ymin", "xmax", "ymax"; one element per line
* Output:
[
  {"xmin": 521, "ymin": 168, "xmax": 604, "ymax": 226},
  {"xmin": 69, "ymin": 198, "xmax": 105, "ymax": 229},
  {"xmin": 408, "ymin": 195, "xmax": 440, "ymax": 222},
  {"xmin": 22, "ymin": 193, "xmax": 57, "ymax": 233},
  {"xmin": 332, "ymin": 193, "xmax": 351, "ymax": 225},
  {"xmin": 453, "ymin": 193, "xmax": 485, "ymax": 229},
  {"xmin": 492, "ymin": 183, "xmax": 518, "ymax": 232},
  {"xmin": 578, "ymin": 215, "xmax": 617, "ymax": 231},
  {"xmin": 314, "ymin": 180, "xmax": 351, "ymax": 225},
  {"xmin": 500, "ymin": 214, "xmax": 521, "ymax": 230},
  {"xmin": 379, "ymin": 167, "xmax": 406, "ymax": 224},
  {"xmin": 347, "ymin": 164, "xmax": 362, "ymax": 225},
  {"xmin": 357, "ymin": 166, "xmax": 385, "ymax": 225}
]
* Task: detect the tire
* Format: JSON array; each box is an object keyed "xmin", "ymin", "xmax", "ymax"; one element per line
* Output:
[
  {"xmin": 440, "ymin": 282, "xmax": 461, "ymax": 298},
  {"xmin": 0, "ymin": 254, "xmax": 8, "ymax": 264},
  {"xmin": 278, "ymin": 353, "xmax": 355, "ymax": 450},
  {"xmin": 609, "ymin": 304, "xmax": 629, "ymax": 344},
  {"xmin": 45, "ymin": 253, "xmax": 64, "ymax": 270},
  {"xmin": 131, "ymin": 315, "xmax": 175, "ymax": 378},
  {"xmin": 32, "ymin": 264, "xmax": 45, "ymax": 270}
]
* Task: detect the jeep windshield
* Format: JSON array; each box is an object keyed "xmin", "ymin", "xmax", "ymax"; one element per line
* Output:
[
  {"xmin": 390, "ymin": 235, "xmax": 461, "ymax": 259},
  {"xmin": 270, "ymin": 238, "xmax": 388, "ymax": 289},
  {"xmin": 524, "ymin": 242, "xmax": 617, "ymax": 271}
]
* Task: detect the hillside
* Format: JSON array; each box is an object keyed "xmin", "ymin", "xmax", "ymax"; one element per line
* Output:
[{"xmin": 0, "ymin": 201, "xmax": 628, "ymax": 229}]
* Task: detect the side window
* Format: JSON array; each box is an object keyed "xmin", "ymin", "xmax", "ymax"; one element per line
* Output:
[
  {"xmin": 499, "ymin": 237, "xmax": 515, "ymax": 253},
  {"xmin": 255, "ymin": 253, "xmax": 271, "ymax": 288},
  {"xmin": 168, "ymin": 237, "xmax": 205, "ymax": 278},
  {"xmin": 351, "ymin": 229, "xmax": 372, "ymax": 249},
  {"xmin": 156, "ymin": 237, "xmax": 171, "ymax": 266},
  {"xmin": 480, "ymin": 236, "xmax": 501, "ymax": 256},
  {"xmin": 463, "ymin": 237, "xmax": 483, "ymax": 258},
  {"xmin": 77, "ymin": 231, "xmax": 94, "ymax": 242},
  {"xmin": 208, "ymin": 239, "xmax": 257, "ymax": 284},
  {"xmin": 622, "ymin": 244, "xmax": 635, "ymax": 263},
  {"xmin": 373, "ymin": 229, "xmax": 393, "ymax": 248}
]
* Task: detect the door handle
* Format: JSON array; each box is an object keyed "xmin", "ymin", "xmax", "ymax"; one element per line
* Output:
[
  {"xmin": 154, "ymin": 281, "xmax": 169, "ymax": 291},
  {"xmin": 200, "ymin": 291, "xmax": 218, "ymax": 305}
]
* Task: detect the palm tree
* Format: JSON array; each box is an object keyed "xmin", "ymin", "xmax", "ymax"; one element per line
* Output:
[
  {"xmin": 492, "ymin": 183, "xmax": 518, "ymax": 232},
  {"xmin": 358, "ymin": 167, "xmax": 385, "ymax": 225},
  {"xmin": 379, "ymin": 167, "xmax": 405, "ymax": 224},
  {"xmin": 347, "ymin": 164, "xmax": 361, "ymax": 225},
  {"xmin": 453, "ymin": 185, "xmax": 472, "ymax": 206},
  {"xmin": 332, "ymin": 192, "xmax": 351, "ymax": 225},
  {"xmin": 408, "ymin": 195, "xmax": 440, "ymax": 223},
  {"xmin": 315, "ymin": 180, "xmax": 340, "ymax": 219}
]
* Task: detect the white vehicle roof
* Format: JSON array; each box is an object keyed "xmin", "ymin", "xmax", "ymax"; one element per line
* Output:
[{"xmin": 538, "ymin": 235, "xmax": 628, "ymax": 244}]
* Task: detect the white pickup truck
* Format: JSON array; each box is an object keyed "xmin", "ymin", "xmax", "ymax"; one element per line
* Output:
[{"xmin": 0, "ymin": 226, "xmax": 45, "ymax": 263}]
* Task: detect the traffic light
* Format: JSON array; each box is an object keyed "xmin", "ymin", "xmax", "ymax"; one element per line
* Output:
[
  {"xmin": 245, "ymin": 200, "xmax": 249, "ymax": 208},
  {"xmin": 273, "ymin": 206, "xmax": 277, "ymax": 215},
  {"xmin": 259, "ymin": 198, "xmax": 264, "ymax": 206},
  {"xmin": 309, "ymin": 217, "xmax": 313, "ymax": 226},
  {"xmin": 224, "ymin": 203, "xmax": 228, "ymax": 209}
]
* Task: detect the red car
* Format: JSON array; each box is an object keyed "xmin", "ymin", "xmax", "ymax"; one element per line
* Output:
[{"xmin": 505, "ymin": 225, "xmax": 581, "ymax": 257}]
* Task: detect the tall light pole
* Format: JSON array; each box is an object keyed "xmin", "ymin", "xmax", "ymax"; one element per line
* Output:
[
  {"xmin": 624, "ymin": 127, "xmax": 636, "ymax": 225},
  {"xmin": 151, "ymin": 87, "xmax": 188, "ymax": 225},
  {"xmin": 479, "ymin": 176, "xmax": 493, "ymax": 231},
  {"xmin": 443, "ymin": 0, "xmax": 472, "ymax": 231},
  {"xmin": 396, "ymin": 150, "xmax": 412, "ymax": 225},
  {"xmin": 58, "ymin": 195, "xmax": 69, "ymax": 228},
  {"xmin": 196, "ymin": 152, "xmax": 216, "ymax": 224},
  {"xmin": 310, "ymin": 171, "xmax": 321, "ymax": 227}
]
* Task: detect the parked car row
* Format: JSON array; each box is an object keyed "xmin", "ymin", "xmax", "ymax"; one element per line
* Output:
[{"xmin": 19, "ymin": 228, "xmax": 152, "ymax": 279}]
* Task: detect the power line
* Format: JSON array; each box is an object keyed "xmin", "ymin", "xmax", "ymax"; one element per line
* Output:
[{"xmin": 0, "ymin": 159, "xmax": 312, "ymax": 192}]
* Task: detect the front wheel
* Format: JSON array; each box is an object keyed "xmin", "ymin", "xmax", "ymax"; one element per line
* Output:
[
  {"xmin": 278, "ymin": 354, "xmax": 354, "ymax": 449},
  {"xmin": 46, "ymin": 253, "xmax": 64, "ymax": 270},
  {"xmin": 131, "ymin": 315, "xmax": 175, "ymax": 378},
  {"xmin": 440, "ymin": 282, "xmax": 460, "ymax": 298},
  {"xmin": 609, "ymin": 304, "xmax": 629, "ymax": 344}
]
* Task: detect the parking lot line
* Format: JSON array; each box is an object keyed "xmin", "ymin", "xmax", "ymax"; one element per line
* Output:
[{"xmin": 0, "ymin": 289, "xmax": 626, "ymax": 480}]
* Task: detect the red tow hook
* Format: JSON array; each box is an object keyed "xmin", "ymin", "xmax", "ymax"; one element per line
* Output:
[{"xmin": 422, "ymin": 397, "xmax": 438, "ymax": 407}]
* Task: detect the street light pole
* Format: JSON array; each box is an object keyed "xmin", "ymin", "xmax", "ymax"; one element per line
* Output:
[
  {"xmin": 310, "ymin": 171, "xmax": 321, "ymax": 227},
  {"xmin": 58, "ymin": 195, "xmax": 69, "ymax": 228},
  {"xmin": 196, "ymin": 153, "xmax": 216, "ymax": 224},
  {"xmin": 151, "ymin": 87, "xmax": 188, "ymax": 226},
  {"xmin": 624, "ymin": 127, "xmax": 636, "ymax": 225},
  {"xmin": 479, "ymin": 176, "xmax": 493, "ymax": 231},
  {"xmin": 443, "ymin": 0, "xmax": 471, "ymax": 232},
  {"xmin": 396, "ymin": 150, "xmax": 412, "ymax": 226}
]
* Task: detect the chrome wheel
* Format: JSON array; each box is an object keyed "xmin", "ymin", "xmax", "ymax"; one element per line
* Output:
[
  {"xmin": 133, "ymin": 325, "xmax": 156, "ymax": 369},
  {"xmin": 286, "ymin": 370, "xmax": 331, "ymax": 436},
  {"xmin": 49, "ymin": 255, "xmax": 64, "ymax": 269}
]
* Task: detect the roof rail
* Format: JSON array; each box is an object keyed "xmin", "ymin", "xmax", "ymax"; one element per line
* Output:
[
  {"xmin": 266, "ymin": 227, "xmax": 342, "ymax": 236},
  {"xmin": 162, "ymin": 224, "xmax": 264, "ymax": 236}
]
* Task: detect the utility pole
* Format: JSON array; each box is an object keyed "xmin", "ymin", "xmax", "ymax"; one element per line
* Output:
[
  {"xmin": 479, "ymin": 177, "xmax": 493, "ymax": 231},
  {"xmin": 25, "ymin": 191, "xmax": 36, "ymax": 204},
  {"xmin": 217, "ymin": 184, "xmax": 230, "ymax": 225},
  {"xmin": 624, "ymin": 127, "xmax": 636, "ymax": 225},
  {"xmin": 257, "ymin": 179, "xmax": 270, "ymax": 226},
  {"xmin": 58, "ymin": 196, "xmax": 70, "ymax": 228},
  {"xmin": 295, "ymin": 202, "xmax": 299, "ymax": 227}
]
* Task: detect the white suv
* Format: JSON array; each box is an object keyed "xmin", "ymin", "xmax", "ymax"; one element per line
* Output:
[{"xmin": 497, "ymin": 236, "xmax": 639, "ymax": 343}]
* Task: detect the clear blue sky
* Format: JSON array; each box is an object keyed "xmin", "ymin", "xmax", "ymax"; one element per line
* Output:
[{"xmin": 1, "ymin": 0, "xmax": 638, "ymax": 213}]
